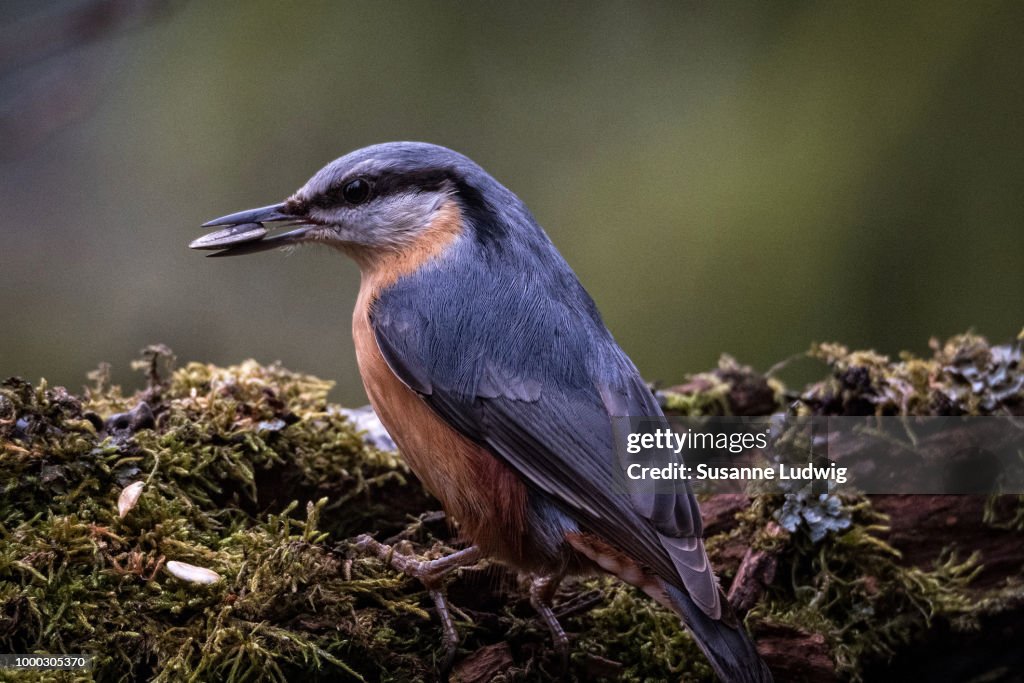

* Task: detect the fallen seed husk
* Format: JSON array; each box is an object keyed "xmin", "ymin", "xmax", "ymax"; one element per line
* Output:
[
  {"xmin": 166, "ymin": 560, "xmax": 222, "ymax": 584},
  {"xmin": 117, "ymin": 481, "xmax": 145, "ymax": 518}
]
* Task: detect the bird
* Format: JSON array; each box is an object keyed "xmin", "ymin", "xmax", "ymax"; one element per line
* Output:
[{"xmin": 191, "ymin": 142, "xmax": 773, "ymax": 682}]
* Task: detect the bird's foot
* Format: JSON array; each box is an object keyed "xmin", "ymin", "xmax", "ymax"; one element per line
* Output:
[
  {"xmin": 529, "ymin": 573, "xmax": 570, "ymax": 670},
  {"xmin": 355, "ymin": 534, "xmax": 482, "ymax": 669}
]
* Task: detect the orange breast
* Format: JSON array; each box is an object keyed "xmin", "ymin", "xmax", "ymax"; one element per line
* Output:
[{"xmin": 347, "ymin": 200, "xmax": 534, "ymax": 566}]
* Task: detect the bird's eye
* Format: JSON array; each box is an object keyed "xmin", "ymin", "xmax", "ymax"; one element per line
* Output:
[{"xmin": 342, "ymin": 178, "xmax": 371, "ymax": 205}]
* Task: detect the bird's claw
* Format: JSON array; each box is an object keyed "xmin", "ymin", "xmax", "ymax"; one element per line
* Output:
[
  {"xmin": 354, "ymin": 534, "xmax": 482, "ymax": 669},
  {"xmin": 530, "ymin": 573, "xmax": 570, "ymax": 672}
]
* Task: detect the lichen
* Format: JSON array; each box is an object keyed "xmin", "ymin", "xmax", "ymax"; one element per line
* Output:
[
  {"xmin": 802, "ymin": 333, "xmax": 1023, "ymax": 416},
  {"xmin": 774, "ymin": 491, "xmax": 852, "ymax": 543}
]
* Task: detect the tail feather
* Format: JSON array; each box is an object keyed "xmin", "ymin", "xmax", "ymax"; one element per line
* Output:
[{"xmin": 664, "ymin": 583, "xmax": 773, "ymax": 683}]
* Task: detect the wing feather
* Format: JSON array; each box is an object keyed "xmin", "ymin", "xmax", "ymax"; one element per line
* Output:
[{"xmin": 370, "ymin": 240, "xmax": 720, "ymax": 617}]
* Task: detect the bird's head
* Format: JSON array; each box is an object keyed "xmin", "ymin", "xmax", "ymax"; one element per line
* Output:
[{"xmin": 191, "ymin": 142, "xmax": 509, "ymax": 260}]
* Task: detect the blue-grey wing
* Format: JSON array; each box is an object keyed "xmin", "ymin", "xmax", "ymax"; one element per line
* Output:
[{"xmin": 370, "ymin": 244, "xmax": 721, "ymax": 617}]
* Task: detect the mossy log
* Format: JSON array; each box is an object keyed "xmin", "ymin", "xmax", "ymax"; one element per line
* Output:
[{"xmin": 1, "ymin": 335, "xmax": 1022, "ymax": 682}]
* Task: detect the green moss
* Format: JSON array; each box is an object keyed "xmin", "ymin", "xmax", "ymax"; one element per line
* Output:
[
  {"xmin": 659, "ymin": 355, "xmax": 784, "ymax": 417},
  {"xmin": 735, "ymin": 496, "xmax": 980, "ymax": 681},
  {"xmin": 984, "ymin": 494, "xmax": 1024, "ymax": 531},
  {"xmin": 1, "ymin": 334, "xmax": 1022, "ymax": 681},
  {"xmin": 571, "ymin": 578, "xmax": 712, "ymax": 682},
  {"xmin": 1, "ymin": 352, "xmax": 431, "ymax": 682},
  {"xmin": 660, "ymin": 371, "xmax": 735, "ymax": 416}
]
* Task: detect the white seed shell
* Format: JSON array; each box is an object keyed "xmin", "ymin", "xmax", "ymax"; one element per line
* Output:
[
  {"xmin": 166, "ymin": 561, "xmax": 221, "ymax": 584},
  {"xmin": 189, "ymin": 222, "xmax": 268, "ymax": 250},
  {"xmin": 117, "ymin": 481, "xmax": 145, "ymax": 518}
]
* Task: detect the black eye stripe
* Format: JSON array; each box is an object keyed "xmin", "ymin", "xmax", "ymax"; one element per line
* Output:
[
  {"xmin": 312, "ymin": 169, "xmax": 455, "ymax": 210},
  {"xmin": 373, "ymin": 169, "xmax": 452, "ymax": 196}
]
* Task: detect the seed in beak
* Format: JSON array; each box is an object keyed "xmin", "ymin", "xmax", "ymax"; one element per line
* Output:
[{"xmin": 189, "ymin": 222, "xmax": 269, "ymax": 250}]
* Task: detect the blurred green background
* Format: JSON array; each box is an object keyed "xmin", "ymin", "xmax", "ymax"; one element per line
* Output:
[{"xmin": 1, "ymin": 1, "xmax": 1022, "ymax": 405}]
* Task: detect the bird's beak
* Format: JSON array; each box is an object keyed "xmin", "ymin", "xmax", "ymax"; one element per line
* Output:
[{"xmin": 190, "ymin": 202, "xmax": 315, "ymax": 257}]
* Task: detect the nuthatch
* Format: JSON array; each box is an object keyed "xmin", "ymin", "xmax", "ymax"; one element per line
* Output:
[{"xmin": 192, "ymin": 142, "xmax": 772, "ymax": 682}]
